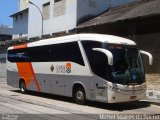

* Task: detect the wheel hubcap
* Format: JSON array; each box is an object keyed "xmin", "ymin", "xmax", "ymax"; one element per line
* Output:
[{"xmin": 76, "ymin": 91, "xmax": 83, "ymax": 100}]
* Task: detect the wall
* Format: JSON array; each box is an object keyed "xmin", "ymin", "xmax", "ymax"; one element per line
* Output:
[
  {"xmin": 0, "ymin": 62, "xmax": 6, "ymax": 84},
  {"xmin": 132, "ymin": 33, "xmax": 160, "ymax": 73},
  {"xmin": 77, "ymin": 0, "xmax": 109, "ymax": 24},
  {"xmin": 109, "ymin": 0, "xmax": 140, "ymax": 8},
  {"xmin": 28, "ymin": 0, "xmax": 77, "ymax": 38},
  {"xmin": 12, "ymin": 11, "xmax": 28, "ymax": 39},
  {"xmin": 77, "ymin": 0, "xmax": 140, "ymax": 25},
  {"xmin": 0, "ymin": 47, "xmax": 7, "ymax": 84},
  {"xmin": 19, "ymin": 0, "xmax": 29, "ymax": 11}
]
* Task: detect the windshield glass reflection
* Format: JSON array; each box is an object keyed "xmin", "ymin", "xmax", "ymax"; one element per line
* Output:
[{"xmin": 106, "ymin": 44, "xmax": 145, "ymax": 85}]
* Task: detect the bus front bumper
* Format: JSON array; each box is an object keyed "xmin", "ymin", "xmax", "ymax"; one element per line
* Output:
[{"xmin": 107, "ymin": 88, "xmax": 146, "ymax": 103}]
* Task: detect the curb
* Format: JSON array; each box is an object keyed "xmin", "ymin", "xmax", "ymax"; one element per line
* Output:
[{"xmin": 145, "ymin": 90, "xmax": 160, "ymax": 103}]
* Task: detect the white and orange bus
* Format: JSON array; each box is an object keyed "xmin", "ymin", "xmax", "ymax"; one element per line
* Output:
[{"xmin": 7, "ymin": 34, "xmax": 153, "ymax": 104}]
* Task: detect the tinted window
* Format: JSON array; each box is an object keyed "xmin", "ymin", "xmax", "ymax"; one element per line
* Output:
[
  {"xmin": 8, "ymin": 42, "xmax": 85, "ymax": 66},
  {"xmin": 82, "ymin": 41, "xmax": 112, "ymax": 80}
]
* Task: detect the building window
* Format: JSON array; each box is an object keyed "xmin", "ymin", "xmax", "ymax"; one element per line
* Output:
[
  {"xmin": 54, "ymin": 0, "xmax": 62, "ymax": 3},
  {"xmin": 89, "ymin": 0, "xmax": 96, "ymax": 8},
  {"xmin": 53, "ymin": 0, "xmax": 66, "ymax": 17},
  {"xmin": 42, "ymin": 2, "xmax": 50, "ymax": 20},
  {"xmin": 20, "ymin": 13, "xmax": 23, "ymax": 19},
  {"xmin": 14, "ymin": 16, "xmax": 18, "ymax": 21}
]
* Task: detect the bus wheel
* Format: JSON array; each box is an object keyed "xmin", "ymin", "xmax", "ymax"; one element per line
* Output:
[
  {"xmin": 20, "ymin": 80, "xmax": 27, "ymax": 94},
  {"xmin": 74, "ymin": 87, "xmax": 86, "ymax": 105}
]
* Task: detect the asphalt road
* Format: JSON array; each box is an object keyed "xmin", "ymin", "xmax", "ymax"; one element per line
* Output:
[{"xmin": 0, "ymin": 83, "xmax": 160, "ymax": 120}]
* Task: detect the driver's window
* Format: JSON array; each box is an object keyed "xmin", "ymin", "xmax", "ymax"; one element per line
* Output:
[{"xmin": 82, "ymin": 41, "xmax": 112, "ymax": 80}]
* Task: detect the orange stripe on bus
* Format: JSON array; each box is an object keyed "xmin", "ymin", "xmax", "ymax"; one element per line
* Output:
[
  {"xmin": 14, "ymin": 44, "xmax": 27, "ymax": 49},
  {"xmin": 14, "ymin": 44, "xmax": 41, "ymax": 92},
  {"xmin": 16, "ymin": 62, "xmax": 34, "ymax": 88},
  {"xmin": 29, "ymin": 62, "xmax": 41, "ymax": 92}
]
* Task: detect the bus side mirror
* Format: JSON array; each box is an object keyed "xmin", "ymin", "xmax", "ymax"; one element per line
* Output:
[
  {"xmin": 140, "ymin": 50, "xmax": 153, "ymax": 65},
  {"xmin": 92, "ymin": 48, "xmax": 113, "ymax": 66}
]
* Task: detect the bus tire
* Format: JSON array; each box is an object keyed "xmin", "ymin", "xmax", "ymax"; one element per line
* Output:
[
  {"xmin": 74, "ymin": 87, "xmax": 86, "ymax": 105},
  {"xmin": 19, "ymin": 80, "xmax": 27, "ymax": 94}
]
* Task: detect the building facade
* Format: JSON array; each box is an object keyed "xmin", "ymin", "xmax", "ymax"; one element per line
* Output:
[
  {"xmin": 10, "ymin": 8, "xmax": 28, "ymax": 41},
  {"xmin": 11, "ymin": 0, "xmax": 139, "ymax": 40},
  {"xmin": 19, "ymin": 0, "xmax": 29, "ymax": 11}
]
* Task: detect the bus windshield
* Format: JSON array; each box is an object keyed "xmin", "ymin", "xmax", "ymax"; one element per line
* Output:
[
  {"xmin": 106, "ymin": 44, "xmax": 145, "ymax": 85},
  {"xmin": 82, "ymin": 41, "xmax": 145, "ymax": 85}
]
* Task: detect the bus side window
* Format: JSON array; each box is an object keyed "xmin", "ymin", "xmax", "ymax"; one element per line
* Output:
[
  {"xmin": 8, "ymin": 42, "xmax": 85, "ymax": 66},
  {"xmin": 8, "ymin": 48, "xmax": 30, "ymax": 62},
  {"xmin": 48, "ymin": 42, "xmax": 85, "ymax": 66}
]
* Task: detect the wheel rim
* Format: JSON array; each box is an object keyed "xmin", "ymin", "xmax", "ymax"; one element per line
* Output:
[{"xmin": 76, "ymin": 91, "xmax": 84, "ymax": 100}]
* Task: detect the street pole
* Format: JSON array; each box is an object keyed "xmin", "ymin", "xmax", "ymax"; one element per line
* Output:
[{"xmin": 26, "ymin": 1, "xmax": 43, "ymax": 39}]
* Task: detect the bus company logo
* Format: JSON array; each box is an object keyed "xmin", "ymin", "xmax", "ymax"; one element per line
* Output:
[
  {"xmin": 56, "ymin": 63, "xmax": 71, "ymax": 74},
  {"xmin": 66, "ymin": 63, "xmax": 71, "ymax": 73},
  {"xmin": 50, "ymin": 65, "xmax": 54, "ymax": 72}
]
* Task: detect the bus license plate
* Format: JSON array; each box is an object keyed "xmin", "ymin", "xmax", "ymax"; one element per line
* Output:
[{"xmin": 130, "ymin": 96, "xmax": 137, "ymax": 100}]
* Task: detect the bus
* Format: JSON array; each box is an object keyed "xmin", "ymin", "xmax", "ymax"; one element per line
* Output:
[{"xmin": 7, "ymin": 34, "xmax": 153, "ymax": 104}]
